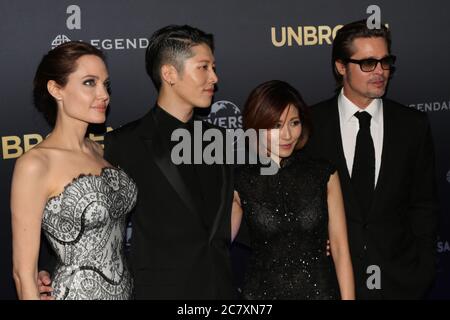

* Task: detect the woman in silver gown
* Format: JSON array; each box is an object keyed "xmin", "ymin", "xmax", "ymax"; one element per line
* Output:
[{"xmin": 11, "ymin": 41, "xmax": 137, "ymax": 300}]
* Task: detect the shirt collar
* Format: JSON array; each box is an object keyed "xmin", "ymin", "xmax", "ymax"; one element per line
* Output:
[
  {"xmin": 338, "ymin": 88, "xmax": 382, "ymax": 125},
  {"xmin": 154, "ymin": 104, "xmax": 194, "ymax": 132}
]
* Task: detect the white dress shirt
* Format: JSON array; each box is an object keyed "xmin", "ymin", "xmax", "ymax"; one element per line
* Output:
[{"xmin": 338, "ymin": 89, "xmax": 384, "ymax": 186}]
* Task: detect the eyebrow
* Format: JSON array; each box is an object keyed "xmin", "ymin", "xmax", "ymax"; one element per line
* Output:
[
  {"xmin": 356, "ymin": 54, "xmax": 390, "ymax": 60},
  {"xmin": 82, "ymin": 75, "xmax": 100, "ymax": 79},
  {"xmin": 82, "ymin": 75, "xmax": 110, "ymax": 81},
  {"xmin": 196, "ymin": 59, "xmax": 215, "ymax": 64},
  {"xmin": 278, "ymin": 116, "xmax": 300, "ymax": 122}
]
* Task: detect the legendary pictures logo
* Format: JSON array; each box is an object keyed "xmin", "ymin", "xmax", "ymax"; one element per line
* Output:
[
  {"xmin": 50, "ymin": 5, "xmax": 148, "ymax": 50},
  {"xmin": 50, "ymin": 34, "xmax": 149, "ymax": 50},
  {"xmin": 51, "ymin": 35, "xmax": 71, "ymax": 48},
  {"xmin": 203, "ymin": 100, "xmax": 243, "ymax": 129},
  {"xmin": 409, "ymin": 100, "xmax": 450, "ymax": 112}
]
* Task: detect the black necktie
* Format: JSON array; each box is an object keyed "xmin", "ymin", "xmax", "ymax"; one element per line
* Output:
[{"xmin": 352, "ymin": 111, "xmax": 375, "ymax": 215}]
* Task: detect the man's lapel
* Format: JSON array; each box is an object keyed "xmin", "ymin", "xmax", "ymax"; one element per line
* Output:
[
  {"xmin": 330, "ymin": 98, "xmax": 363, "ymax": 220},
  {"xmin": 208, "ymin": 164, "xmax": 232, "ymax": 243},
  {"xmin": 138, "ymin": 108, "xmax": 206, "ymax": 228},
  {"xmin": 369, "ymin": 100, "xmax": 394, "ymax": 218}
]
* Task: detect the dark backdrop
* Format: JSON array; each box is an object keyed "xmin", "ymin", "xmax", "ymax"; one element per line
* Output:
[{"xmin": 1, "ymin": 0, "xmax": 449, "ymax": 299}]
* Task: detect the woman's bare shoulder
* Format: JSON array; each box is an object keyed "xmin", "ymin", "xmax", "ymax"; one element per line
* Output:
[{"xmin": 14, "ymin": 146, "xmax": 51, "ymax": 178}]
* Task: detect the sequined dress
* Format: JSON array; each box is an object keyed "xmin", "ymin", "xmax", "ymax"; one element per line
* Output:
[
  {"xmin": 235, "ymin": 150, "xmax": 339, "ymax": 299},
  {"xmin": 42, "ymin": 167, "xmax": 137, "ymax": 300}
]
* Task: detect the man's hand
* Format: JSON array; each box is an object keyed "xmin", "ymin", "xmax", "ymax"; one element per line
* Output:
[{"xmin": 37, "ymin": 270, "xmax": 54, "ymax": 300}]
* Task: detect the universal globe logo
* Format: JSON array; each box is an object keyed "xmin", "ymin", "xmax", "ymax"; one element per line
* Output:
[{"xmin": 204, "ymin": 100, "xmax": 243, "ymax": 129}]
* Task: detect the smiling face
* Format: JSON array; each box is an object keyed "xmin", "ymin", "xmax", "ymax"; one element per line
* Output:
[
  {"xmin": 266, "ymin": 104, "xmax": 302, "ymax": 161},
  {"xmin": 335, "ymin": 37, "xmax": 390, "ymax": 108},
  {"xmin": 171, "ymin": 43, "xmax": 218, "ymax": 109},
  {"xmin": 55, "ymin": 54, "xmax": 110, "ymax": 124}
]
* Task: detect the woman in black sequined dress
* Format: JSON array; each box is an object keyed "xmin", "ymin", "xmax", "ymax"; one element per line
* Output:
[{"xmin": 232, "ymin": 80, "xmax": 354, "ymax": 300}]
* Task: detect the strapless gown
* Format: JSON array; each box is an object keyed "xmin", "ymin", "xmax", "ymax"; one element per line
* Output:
[{"xmin": 42, "ymin": 167, "xmax": 137, "ymax": 300}]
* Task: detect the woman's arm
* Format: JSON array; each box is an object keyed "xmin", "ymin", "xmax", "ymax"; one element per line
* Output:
[
  {"xmin": 11, "ymin": 152, "xmax": 49, "ymax": 300},
  {"xmin": 231, "ymin": 191, "xmax": 243, "ymax": 242},
  {"xmin": 327, "ymin": 172, "xmax": 355, "ymax": 300}
]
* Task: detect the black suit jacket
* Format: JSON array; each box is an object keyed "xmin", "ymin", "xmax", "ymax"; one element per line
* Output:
[
  {"xmin": 305, "ymin": 96, "xmax": 438, "ymax": 299},
  {"xmin": 104, "ymin": 107, "xmax": 235, "ymax": 299}
]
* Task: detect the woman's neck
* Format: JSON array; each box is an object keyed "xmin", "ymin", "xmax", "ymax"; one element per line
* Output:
[{"xmin": 48, "ymin": 116, "xmax": 90, "ymax": 151}]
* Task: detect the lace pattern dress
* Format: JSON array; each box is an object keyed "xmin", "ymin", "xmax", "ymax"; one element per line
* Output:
[
  {"xmin": 235, "ymin": 151, "xmax": 340, "ymax": 300},
  {"xmin": 42, "ymin": 167, "xmax": 137, "ymax": 300}
]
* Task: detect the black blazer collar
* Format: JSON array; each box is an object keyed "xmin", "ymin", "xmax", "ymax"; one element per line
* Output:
[
  {"xmin": 334, "ymin": 97, "xmax": 396, "ymax": 219},
  {"xmin": 370, "ymin": 100, "xmax": 395, "ymax": 216},
  {"xmin": 329, "ymin": 96, "xmax": 352, "ymax": 184},
  {"xmin": 142, "ymin": 107, "xmax": 202, "ymax": 218},
  {"xmin": 138, "ymin": 107, "xmax": 230, "ymax": 239},
  {"xmin": 329, "ymin": 96, "xmax": 364, "ymax": 219}
]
